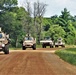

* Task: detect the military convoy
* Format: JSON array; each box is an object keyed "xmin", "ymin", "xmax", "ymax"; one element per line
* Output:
[
  {"xmin": 21, "ymin": 34, "xmax": 36, "ymax": 50},
  {"xmin": 0, "ymin": 26, "xmax": 65, "ymax": 54},
  {"xmin": 0, "ymin": 28, "xmax": 10, "ymax": 54},
  {"xmin": 40, "ymin": 37, "xmax": 65, "ymax": 48},
  {"xmin": 21, "ymin": 36, "xmax": 65, "ymax": 49},
  {"xmin": 40, "ymin": 37, "xmax": 54, "ymax": 48}
]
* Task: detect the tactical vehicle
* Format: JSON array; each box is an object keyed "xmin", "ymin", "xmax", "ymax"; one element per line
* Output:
[
  {"xmin": 40, "ymin": 37, "xmax": 54, "ymax": 48},
  {"xmin": 0, "ymin": 28, "xmax": 10, "ymax": 54},
  {"xmin": 21, "ymin": 34, "xmax": 36, "ymax": 50},
  {"xmin": 55, "ymin": 38, "xmax": 65, "ymax": 47}
]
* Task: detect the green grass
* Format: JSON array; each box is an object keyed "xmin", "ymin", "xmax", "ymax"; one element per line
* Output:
[
  {"xmin": 9, "ymin": 47, "xmax": 21, "ymax": 50},
  {"xmin": 55, "ymin": 48, "xmax": 76, "ymax": 66},
  {"xmin": 36, "ymin": 44, "xmax": 42, "ymax": 48}
]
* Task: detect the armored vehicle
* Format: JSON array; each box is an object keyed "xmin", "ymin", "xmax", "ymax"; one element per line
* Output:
[
  {"xmin": 40, "ymin": 37, "xmax": 54, "ymax": 48},
  {"xmin": 55, "ymin": 38, "xmax": 65, "ymax": 47},
  {"xmin": 0, "ymin": 28, "xmax": 10, "ymax": 54},
  {"xmin": 21, "ymin": 34, "xmax": 36, "ymax": 50}
]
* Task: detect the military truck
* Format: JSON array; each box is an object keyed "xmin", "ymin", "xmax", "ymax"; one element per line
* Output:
[
  {"xmin": 40, "ymin": 37, "xmax": 54, "ymax": 48},
  {"xmin": 55, "ymin": 38, "xmax": 65, "ymax": 47},
  {"xmin": 21, "ymin": 34, "xmax": 36, "ymax": 50},
  {"xmin": 0, "ymin": 28, "xmax": 10, "ymax": 54}
]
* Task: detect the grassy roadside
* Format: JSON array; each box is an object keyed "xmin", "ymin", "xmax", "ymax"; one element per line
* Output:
[{"xmin": 55, "ymin": 48, "xmax": 76, "ymax": 66}]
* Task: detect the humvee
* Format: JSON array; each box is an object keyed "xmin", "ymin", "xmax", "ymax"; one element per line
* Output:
[
  {"xmin": 55, "ymin": 38, "xmax": 65, "ymax": 47},
  {"xmin": 40, "ymin": 37, "xmax": 54, "ymax": 48},
  {"xmin": 21, "ymin": 34, "xmax": 36, "ymax": 50},
  {"xmin": 0, "ymin": 28, "xmax": 10, "ymax": 54}
]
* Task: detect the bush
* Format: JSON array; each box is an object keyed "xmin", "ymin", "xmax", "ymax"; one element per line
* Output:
[{"xmin": 55, "ymin": 48, "xmax": 76, "ymax": 65}]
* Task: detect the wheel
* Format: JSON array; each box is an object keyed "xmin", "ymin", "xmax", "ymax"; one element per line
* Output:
[
  {"xmin": 50, "ymin": 45, "xmax": 53, "ymax": 48},
  {"xmin": 44, "ymin": 46, "xmax": 46, "ymax": 48},
  {"xmin": 32, "ymin": 44, "xmax": 36, "ymax": 50},
  {"xmin": 52, "ymin": 46, "xmax": 54, "ymax": 48},
  {"xmin": 42, "ymin": 44, "xmax": 45, "ymax": 48},
  {"xmin": 4, "ymin": 45, "xmax": 9, "ymax": 54},
  {"xmin": 55, "ymin": 45, "xmax": 58, "ymax": 47},
  {"xmin": 22, "ymin": 46, "xmax": 26, "ymax": 50}
]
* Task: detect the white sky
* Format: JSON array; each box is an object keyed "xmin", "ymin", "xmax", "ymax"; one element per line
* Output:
[{"xmin": 18, "ymin": 0, "xmax": 76, "ymax": 17}]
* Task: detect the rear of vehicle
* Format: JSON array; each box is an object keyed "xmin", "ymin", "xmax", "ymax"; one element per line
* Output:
[{"xmin": 22, "ymin": 36, "xmax": 36, "ymax": 50}]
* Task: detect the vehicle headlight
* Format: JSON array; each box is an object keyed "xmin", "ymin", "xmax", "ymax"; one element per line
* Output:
[{"xmin": 2, "ymin": 44, "xmax": 5, "ymax": 47}]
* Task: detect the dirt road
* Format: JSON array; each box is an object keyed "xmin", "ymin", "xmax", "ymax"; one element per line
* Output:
[{"xmin": 0, "ymin": 48, "xmax": 76, "ymax": 75}]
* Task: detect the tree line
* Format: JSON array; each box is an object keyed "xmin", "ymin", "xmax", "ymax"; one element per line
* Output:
[
  {"xmin": 0, "ymin": 0, "xmax": 76, "ymax": 47},
  {"xmin": 43, "ymin": 8, "xmax": 76, "ymax": 45}
]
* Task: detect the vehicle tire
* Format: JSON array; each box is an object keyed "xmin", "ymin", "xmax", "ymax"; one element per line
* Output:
[
  {"xmin": 52, "ymin": 46, "xmax": 54, "ymax": 48},
  {"xmin": 50, "ymin": 45, "xmax": 52, "ymax": 48},
  {"xmin": 32, "ymin": 44, "xmax": 36, "ymax": 50},
  {"xmin": 50, "ymin": 45, "xmax": 53, "ymax": 48},
  {"xmin": 4, "ymin": 45, "xmax": 9, "ymax": 54},
  {"xmin": 55, "ymin": 45, "xmax": 58, "ymax": 47},
  {"xmin": 22, "ymin": 46, "xmax": 26, "ymax": 50},
  {"xmin": 42, "ymin": 44, "xmax": 45, "ymax": 48},
  {"xmin": 44, "ymin": 45, "xmax": 46, "ymax": 48}
]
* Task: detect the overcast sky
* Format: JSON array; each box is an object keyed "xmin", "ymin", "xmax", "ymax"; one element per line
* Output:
[{"xmin": 18, "ymin": 0, "xmax": 76, "ymax": 17}]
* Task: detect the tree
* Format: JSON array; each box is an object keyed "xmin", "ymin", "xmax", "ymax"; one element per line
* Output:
[
  {"xmin": 0, "ymin": 0, "xmax": 17, "ymax": 11},
  {"xmin": 65, "ymin": 21, "xmax": 76, "ymax": 44},
  {"xmin": 51, "ymin": 15, "xmax": 58, "ymax": 24},
  {"xmin": 45, "ymin": 25, "xmax": 66, "ymax": 42},
  {"xmin": 42, "ymin": 18, "xmax": 52, "ymax": 31},
  {"xmin": 60, "ymin": 8, "xmax": 72, "ymax": 21},
  {"xmin": 0, "ymin": 6, "xmax": 28, "ymax": 47},
  {"xmin": 20, "ymin": 1, "xmax": 33, "ymax": 35},
  {"xmin": 33, "ymin": 1, "xmax": 47, "ymax": 44}
]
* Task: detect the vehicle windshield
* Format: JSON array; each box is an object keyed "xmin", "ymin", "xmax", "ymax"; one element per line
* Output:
[
  {"xmin": 0, "ymin": 33, "xmax": 2, "ymax": 38},
  {"xmin": 44, "ymin": 37, "xmax": 51, "ymax": 40},
  {"xmin": 25, "ymin": 37, "xmax": 33, "ymax": 40}
]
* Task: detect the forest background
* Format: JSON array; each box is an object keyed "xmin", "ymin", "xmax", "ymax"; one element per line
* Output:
[{"xmin": 0, "ymin": 0, "xmax": 76, "ymax": 47}]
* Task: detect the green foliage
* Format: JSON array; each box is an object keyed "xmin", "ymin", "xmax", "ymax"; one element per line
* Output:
[
  {"xmin": 42, "ymin": 8, "xmax": 76, "ymax": 45},
  {"xmin": 0, "ymin": 6, "xmax": 27, "ymax": 47},
  {"xmin": 45, "ymin": 25, "xmax": 66, "ymax": 41},
  {"xmin": 0, "ymin": 1, "xmax": 76, "ymax": 47},
  {"xmin": 55, "ymin": 48, "xmax": 76, "ymax": 65},
  {"xmin": 0, "ymin": 0, "xmax": 17, "ymax": 11},
  {"xmin": 60, "ymin": 8, "xmax": 72, "ymax": 21}
]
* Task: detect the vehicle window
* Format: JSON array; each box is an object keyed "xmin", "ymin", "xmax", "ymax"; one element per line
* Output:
[
  {"xmin": 29, "ymin": 37, "xmax": 33, "ymax": 40},
  {"xmin": 0, "ymin": 34, "xmax": 2, "ymax": 38},
  {"xmin": 25, "ymin": 37, "xmax": 28, "ymax": 40},
  {"xmin": 44, "ymin": 37, "xmax": 51, "ymax": 40},
  {"xmin": 25, "ymin": 37, "xmax": 33, "ymax": 40}
]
